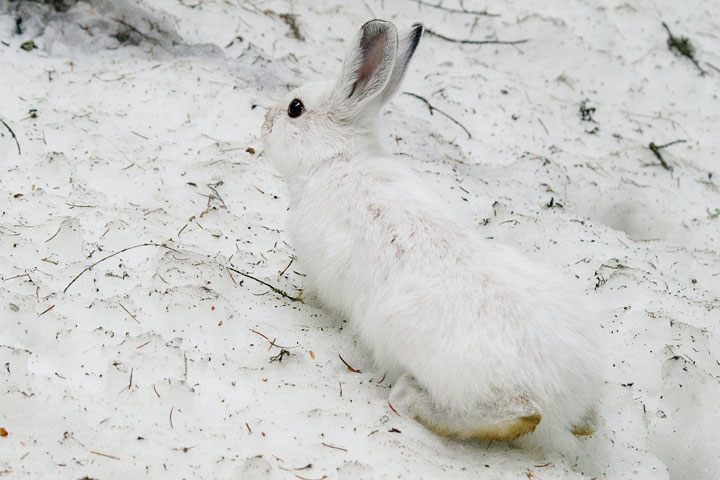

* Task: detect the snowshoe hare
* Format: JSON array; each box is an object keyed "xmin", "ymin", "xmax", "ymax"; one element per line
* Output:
[{"xmin": 261, "ymin": 19, "xmax": 603, "ymax": 447}]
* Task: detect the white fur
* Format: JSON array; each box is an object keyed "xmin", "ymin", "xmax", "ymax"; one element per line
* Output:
[{"xmin": 261, "ymin": 20, "xmax": 603, "ymax": 450}]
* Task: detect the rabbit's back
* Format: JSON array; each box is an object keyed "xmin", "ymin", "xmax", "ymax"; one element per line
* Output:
[{"xmin": 288, "ymin": 157, "xmax": 602, "ymax": 431}]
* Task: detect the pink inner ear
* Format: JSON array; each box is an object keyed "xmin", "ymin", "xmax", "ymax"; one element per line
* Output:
[{"xmin": 349, "ymin": 34, "xmax": 388, "ymax": 98}]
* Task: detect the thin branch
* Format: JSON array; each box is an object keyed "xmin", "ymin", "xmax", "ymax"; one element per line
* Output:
[
  {"xmin": 226, "ymin": 266, "xmax": 301, "ymax": 302},
  {"xmin": 648, "ymin": 139, "xmax": 686, "ymax": 171},
  {"xmin": 648, "ymin": 143, "xmax": 671, "ymax": 171},
  {"xmin": 45, "ymin": 224, "xmax": 62, "ymax": 242},
  {"xmin": 64, "ymin": 241, "xmax": 301, "ymax": 303},
  {"xmin": 0, "ymin": 117, "xmax": 21, "ymax": 155},
  {"xmin": 654, "ymin": 139, "xmax": 687, "ymax": 149},
  {"xmin": 424, "ymin": 28, "xmax": 529, "ymax": 46},
  {"xmin": 63, "ymin": 242, "xmax": 179, "ymax": 293},
  {"xmin": 250, "ymin": 329, "xmax": 297, "ymax": 349},
  {"xmin": 410, "ymin": 0, "xmax": 499, "ymax": 16},
  {"xmin": 403, "ymin": 92, "xmax": 472, "ymax": 139},
  {"xmin": 119, "ymin": 303, "xmax": 141, "ymax": 324}
]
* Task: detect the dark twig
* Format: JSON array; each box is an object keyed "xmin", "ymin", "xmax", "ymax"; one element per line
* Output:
[
  {"xmin": 206, "ymin": 181, "xmax": 226, "ymax": 207},
  {"xmin": 654, "ymin": 139, "xmax": 687, "ymax": 149},
  {"xmin": 410, "ymin": 0, "xmax": 499, "ymax": 17},
  {"xmin": 579, "ymin": 99, "xmax": 597, "ymax": 123},
  {"xmin": 90, "ymin": 450, "xmax": 120, "ymax": 460},
  {"xmin": 0, "ymin": 117, "xmax": 21, "ymax": 155},
  {"xmin": 338, "ymin": 354, "xmax": 361, "ymax": 373},
  {"xmin": 269, "ymin": 349, "xmax": 290, "ymax": 362},
  {"xmin": 425, "ymin": 28, "xmax": 529, "ymax": 46},
  {"xmin": 706, "ymin": 62, "xmax": 720, "ymax": 74},
  {"xmin": 63, "ymin": 242, "xmax": 179, "ymax": 293},
  {"xmin": 403, "ymin": 92, "xmax": 472, "ymax": 139},
  {"xmin": 113, "ymin": 18, "xmax": 157, "ymax": 44},
  {"xmin": 278, "ymin": 13, "xmax": 305, "ymax": 41},
  {"xmin": 227, "ymin": 267, "xmax": 301, "ymax": 302},
  {"xmin": 648, "ymin": 139, "xmax": 686, "ymax": 171},
  {"xmin": 661, "ymin": 22, "xmax": 706, "ymax": 75},
  {"xmin": 648, "ymin": 143, "xmax": 672, "ymax": 170},
  {"xmin": 65, "ymin": 241, "xmax": 300, "ymax": 302}
]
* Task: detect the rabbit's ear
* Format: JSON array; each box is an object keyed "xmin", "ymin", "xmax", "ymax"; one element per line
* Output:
[
  {"xmin": 333, "ymin": 20, "xmax": 398, "ymax": 118},
  {"xmin": 376, "ymin": 24, "xmax": 423, "ymax": 105}
]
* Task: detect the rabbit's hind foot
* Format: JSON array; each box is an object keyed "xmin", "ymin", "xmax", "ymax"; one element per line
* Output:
[
  {"xmin": 571, "ymin": 405, "xmax": 598, "ymax": 436},
  {"xmin": 389, "ymin": 374, "xmax": 541, "ymax": 441},
  {"xmin": 420, "ymin": 411, "xmax": 541, "ymax": 441}
]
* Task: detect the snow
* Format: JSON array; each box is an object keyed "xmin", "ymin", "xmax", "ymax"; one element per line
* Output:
[{"xmin": 1, "ymin": 0, "xmax": 718, "ymax": 479}]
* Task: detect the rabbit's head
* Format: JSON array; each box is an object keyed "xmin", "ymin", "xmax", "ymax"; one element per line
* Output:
[{"xmin": 262, "ymin": 20, "xmax": 423, "ymax": 178}]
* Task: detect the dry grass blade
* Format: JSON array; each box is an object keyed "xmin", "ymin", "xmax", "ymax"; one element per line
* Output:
[
  {"xmin": 90, "ymin": 450, "xmax": 120, "ymax": 460},
  {"xmin": 0, "ymin": 117, "xmax": 20, "ymax": 154},
  {"xmin": 338, "ymin": 354, "xmax": 361, "ymax": 373}
]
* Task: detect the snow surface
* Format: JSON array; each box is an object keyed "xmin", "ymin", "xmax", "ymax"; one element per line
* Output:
[{"xmin": 1, "ymin": 0, "xmax": 719, "ymax": 479}]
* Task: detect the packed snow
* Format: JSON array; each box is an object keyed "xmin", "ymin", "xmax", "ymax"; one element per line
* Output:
[{"xmin": 1, "ymin": 0, "xmax": 718, "ymax": 479}]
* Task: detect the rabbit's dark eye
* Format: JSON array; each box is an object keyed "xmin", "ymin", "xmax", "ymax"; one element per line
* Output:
[{"xmin": 288, "ymin": 98, "xmax": 304, "ymax": 118}]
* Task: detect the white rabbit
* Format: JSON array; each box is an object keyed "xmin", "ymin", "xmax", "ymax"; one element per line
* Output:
[{"xmin": 261, "ymin": 19, "xmax": 603, "ymax": 448}]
